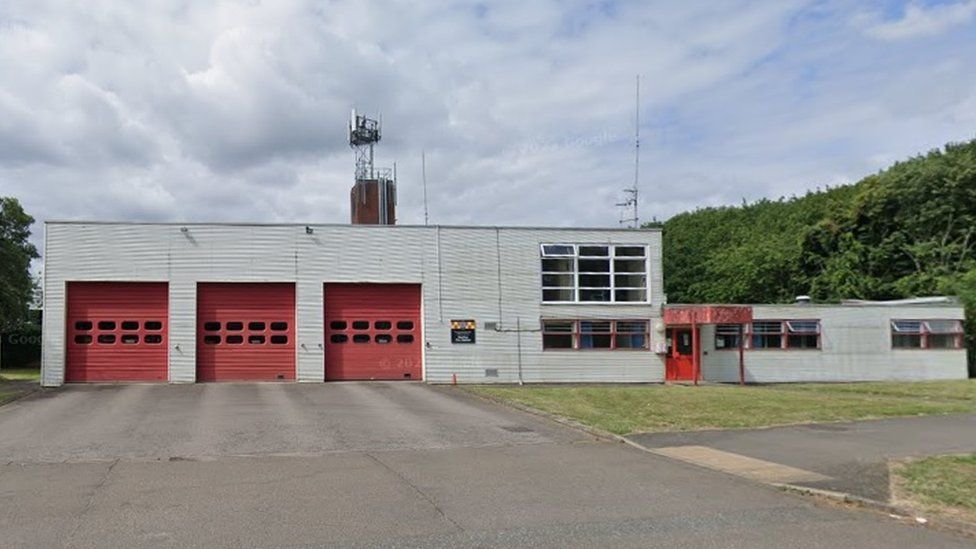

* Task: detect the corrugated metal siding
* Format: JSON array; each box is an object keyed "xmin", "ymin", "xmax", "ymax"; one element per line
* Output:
[
  {"xmin": 43, "ymin": 223, "xmax": 664, "ymax": 386},
  {"xmin": 700, "ymin": 305, "xmax": 968, "ymax": 382}
]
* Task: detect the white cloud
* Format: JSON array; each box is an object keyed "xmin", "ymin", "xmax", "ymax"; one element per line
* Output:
[
  {"xmin": 0, "ymin": 0, "xmax": 974, "ymax": 259},
  {"xmin": 860, "ymin": 1, "xmax": 976, "ymax": 40}
]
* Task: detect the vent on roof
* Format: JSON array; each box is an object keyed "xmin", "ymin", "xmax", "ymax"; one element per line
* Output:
[{"xmin": 795, "ymin": 295, "xmax": 812, "ymax": 305}]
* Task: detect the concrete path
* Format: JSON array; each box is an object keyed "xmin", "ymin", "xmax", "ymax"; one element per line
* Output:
[
  {"xmin": 629, "ymin": 413, "xmax": 976, "ymax": 502},
  {"xmin": 0, "ymin": 384, "xmax": 971, "ymax": 548}
]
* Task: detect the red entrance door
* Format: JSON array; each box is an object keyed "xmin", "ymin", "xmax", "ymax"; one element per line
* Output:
[{"xmin": 666, "ymin": 328, "xmax": 696, "ymax": 381}]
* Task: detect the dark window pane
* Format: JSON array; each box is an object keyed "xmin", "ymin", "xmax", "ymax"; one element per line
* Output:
[
  {"xmin": 616, "ymin": 321, "xmax": 648, "ymax": 333},
  {"xmin": 330, "ymin": 334, "xmax": 348, "ymax": 343},
  {"xmin": 74, "ymin": 334, "xmax": 92, "ymax": 344},
  {"xmin": 543, "ymin": 334, "xmax": 574, "ymax": 349},
  {"xmin": 120, "ymin": 334, "xmax": 139, "ymax": 344},
  {"xmin": 374, "ymin": 321, "xmax": 392, "ymax": 330},
  {"xmin": 541, "ymin": 258, "xmax": 574, "ymax": 272},
  {"xmin": 541, "ymin": 244, "xmax": 575, "ymax": 256},
  {"xmin": 613, "ymin": 259, "xmax": 645, "ymax": 273},
  {"xmin": 715, "ymin": 334, "xmax": 741, "ymax": 349},
  {"xmin": 580, "ymin": 321, "xmax": 612, "ymax": 333},
  {"xmin": 615, "ymin": 334, "xmax": 647, "ymax": 349},
  {"xmin": 352, "ymin": 321, "xmax": 369, "ymax": 330},
  {"xmin": 396, "ymin": 334, "xmax": 414, "ymax": 343},
  {"xmin": 352, "ymin": 334, "xmax": 370, "ymax": 343},
  {"xmin": 248, "ymin": 321, "xmax": 266, "ymax": 331},
  {"xmin": 614, "ymin": 289, "xmax": 647, "ymax": 302},
  {"xmin": 248, "ymin": 335, "xmax": 265, "ymax": 344},
  {"xmin": 121, "ymin": 321, "xmax": 139, "ymax": 330},
  {"xmin": 614, "ymin": 245, "xmax": 645, "ymax": 256},
  {"xmin": 542, "ymin": 273, "xmax": 573, "ymax": 287},
  {"xmin": 98, "ymin": 321, "xmax": 116, "ymax": 330},
  {"xmin": 97, "ymin": 334, "xmax": 116, "ymax": 344},
  {"xmin": 330, "ymin": 321, "xmax": 347, "ymax": 330},
  {"xmin": 578, "ymin": 245, "xmax": 609, "ymax": 257},
  {"xmin": 396, "ymin": 321, "xmax": 414, "ymax": 330},
  {"xmin": 204, "ymin": 322, "xmax": 221, "ymax": 332},
  {"xmin": 579, "ymin": 274, "xmax": 610, "ymax": 288},
  {"xmin": 579, "ymin": 289, "xmax": 611, "ymax": 302},
  {"xmin": 145, "ymin": 334, "xmax": 163, "ymax": 344},
  {"xmin": 226, "ymin": 335, "xmax": 243, "ymax": 344},
  {"xmin": 614, "ymin": 274, "xmax": 646, "ymax": 288},
  {"xmin": 579, "ymin": 334, "xmax": 612, "ymax": 348},
  {"xmin": 892, "ymin": 334, "xmax": 922, "ymax": 348},
  {"xmin": 752, "ymin": 334, "xmax": 782, "ymax": 349},
  {"xmin": 270, "ymin": 322, "xmax": 288, "ymax": 331},
  {"xmin": 75, "ymin": 321, "xmax": 93, "ymax": 331},
  {"xmin": 543, "ymin": 320, "xmax": 575, "ymax": 333},
  {"xmin": 927, "ymin": 334, "xmax": 958, "ymax": 349},
  {"xmin": 376, "ymin": 334, "xmax": 392, "ymax": 344},
  {"xmin": 226, "ymin": 322, "xmax": 244, "ymax": 331},
  {"xmin": 145, "ymin": 321, "xmax": 163, "ymax": 331},
  {"xmin": 204, "ymin": 335, "xmax": 221, "ymax": 345},
  {"xmin": 270, "ymin": 335, "xmax": 288, "ymax": 344},
  {"xmin": 543, "ymin": 289, "xmax": 575, "ymax": 302},
  {"xmin": 578, "ymin": 259, "xmax": 610, "ymax": 272},
  {"xmin": 787, "ymin": 334, "xmax": 819, "ymax": 349}
]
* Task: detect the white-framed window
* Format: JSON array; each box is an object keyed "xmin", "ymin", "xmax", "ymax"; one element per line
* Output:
[
  {"xmin": 714, "ymin": 324, "xmax": 743, "ymax": 349},
  {"xmin": 541, "ymin": 319, "xmax": 650, "ymax": 350},
  {"xmin": 891, "ymin": 319, "xmax": 963, "ymax": 349},
  {"xmin": 540, "ymin": 244, "xmax": 649, "ymax": 303}
]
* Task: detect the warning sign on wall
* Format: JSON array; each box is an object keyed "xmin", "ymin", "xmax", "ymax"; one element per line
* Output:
[{"xmin": 451, "ymin": 320, "xmax": 476, "ymax": 344}]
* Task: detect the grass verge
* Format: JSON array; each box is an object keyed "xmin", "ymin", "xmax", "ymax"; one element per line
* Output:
[
  {"xmin": 893, "ymin": 454, "xmax": 976, "ymax": 524},
  {"xmin": 0, "ymin": 368, "xmax": 41, "ymax": 382},
  {"xmin": 0, "ymin": 368, "xmax": 40, "ymax": 405},
  {"xmin": 466, "ymin": 380, "xmax": 976, "ymax": 435}
]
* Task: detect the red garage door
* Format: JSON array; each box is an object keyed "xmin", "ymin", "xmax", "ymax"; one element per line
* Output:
[
  {"xmin": 325, "ymin": 284, "xmax": 422, "ymax": 381},
  {"xmin": 66, "ymin": 282, "xmax": 169, "ymax": 382},
  {"xmin": 196, "ymin": 283, "xmax": 296, "ymax": 382}
]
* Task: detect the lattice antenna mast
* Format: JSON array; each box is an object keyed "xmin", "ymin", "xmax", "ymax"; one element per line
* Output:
[
  {"xmin": 349, "ymin": 109, "xmax": 381, "ymax": 180},
  {"xmin": 617, "ymin": 75, "xmax": 640, "ymax": 228}
]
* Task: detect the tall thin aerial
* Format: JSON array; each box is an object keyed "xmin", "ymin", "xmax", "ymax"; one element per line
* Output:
[
  {"xmin": 422, "ymin": 150, "xmax": 430, "ymax": 226},
  {"xmin": 617, "ymin": 74, "xmax": 640, "ymax": 228}
]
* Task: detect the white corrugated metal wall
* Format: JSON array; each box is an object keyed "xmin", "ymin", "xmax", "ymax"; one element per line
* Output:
[
  {"xmin": 42, "ymin": 222, "xmax": 665, "ymax": 386},
  {"xmin": 700, "ymin": 304, "xmax": 967, "ymax": 382}
]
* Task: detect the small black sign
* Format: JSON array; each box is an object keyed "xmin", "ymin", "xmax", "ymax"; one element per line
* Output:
[{"xmin": 451, "ymin": 319, "xmax": 476, "ymax": 344}]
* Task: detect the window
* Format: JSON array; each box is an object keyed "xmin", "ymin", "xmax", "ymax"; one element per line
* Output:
[
  {"xmin": 75, "ymin": 321, "xmax": 93, "ymax": 331},
  {"xmin": 786, "ymin": 320, "xmax": 820, "ymax": 349},
  {"xmin": 97, "ymin": 334, "xmax": 116, "ymax": 344},
  {"xmin": 541, "ymin": 244, "xmax": 649, "ymax": 303},
  {"xmin": 396, "ymin": 334, "xmax": 414, "ymax": 343},
  {"xmin": 248, "ymin": 322, "xmax": 266, "ymax": 331},
  {"xmin": 715, "ymin": 324, "xmax": 742, "ymax": 350},
  {"xmin": 352, "ymin": 334, "xmax": 370, "ymax": 343},
  {"xmin": 330, "ymin": 334, "xmax": 348, "ymax": 343},
  {"xmin": 75, "ymin": 334, "xmax": 93, "ymax": 344},
  {"xmin": 270, "ymin": 322, "xmax": 288, "ymax": 331},
  {"xmin": 226, "ymin": 335, "xmax": 244, "ymax": 344},
  {"xmin": 376, "ymin": 334, "xmax": 392, "ymax": 344},
  {"xmin": 330, "ymin": 321, "xmax": 347, "ymax": 330},
  {"xmin": 352, "ymin": 321, "xmax": 369, "ymax": 330},
  {"xmin": 248, "ymin": 335, "xmax": 265, "ymax": 344},
  {"xmin": 542, "ymin": 319, "xmax": 650, "ymax": 350},
  {"xmin": 374, "ymin": 321, "xmax": 392, "ymax": 330},
  {"xmin": 98, "ymin": 321, "xmax": 116, "ymax": 331},
  {"xmin": 121, "ymin": 334, "xmax": 139, "ymax": 344},
  {"xmin": 396, "ymin": 321, "xmax": 414, "ymax": 330},
  {"xmin": 204, "ymin": 322, "xmax": 221, "ymax": 332},
  {"xmin": 121, "ymin": 321, "xmax": 139, "ymax": 331},
  {"xmin": 145, "ymin": 334, "xmax": 163, "ymax": 344},
  {"xmin": 226, "ymin": 322, "xmax": 244, "ymax": 331},
  {"xmin": 750, "ymin": 321, "xmax": 782, "ymax": 349},
  {"xmin": 145, "ymin": 321, "xmax": 163, "ymax": 331},
  {"xmin": 892, "ymin": 319, "xmax": 963, "ymax": 349},
  {"xmin": 270, "ymin": 335, "xmax": 288, "ymax": 344},
  {"xmin": 204, "ymin": 335, "xmax": 221, "ymax": 345}
]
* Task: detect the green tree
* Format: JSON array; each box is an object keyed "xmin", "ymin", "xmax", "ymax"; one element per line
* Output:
[{"xmin": 0, "ymin": 197, "xmax": 39, "ymax": 331}]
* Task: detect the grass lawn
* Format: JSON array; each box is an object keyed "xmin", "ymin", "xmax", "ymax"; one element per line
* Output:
[
  {"xmin": 894, "ymin": 454, "xmax": 976, "ymax": 522},
  {"xmin": 0, "ymin": 368, "xmax": 40, "ymax": 405},
  {"xmin": 467, "ymin": 380, "xmax": 976, "ymax": 435}
]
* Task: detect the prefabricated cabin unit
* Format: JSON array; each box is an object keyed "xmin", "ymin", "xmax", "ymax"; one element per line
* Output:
[
  {"xmin": 41, "ymin": 222, "xmax": 665, "ymax": 386},
  {"xmin": 690, "ymin": 302, "xmax": 968, "ymax": 383}
]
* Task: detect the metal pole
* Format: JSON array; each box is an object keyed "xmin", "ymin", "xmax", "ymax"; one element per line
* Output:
[
  {"xmin": 516, "ymin": 317, "xmax": 524, "ymax": 385},
  {"xmin": 692, "ymin": 319, "xmax": 699, "ymax": 386},
  {"xmin": 422, "ymin": 151, "xmax": 429, "ymax": 226},
  {"xmin": 738, "ymin": 324, "xmax": 745, "ymax": 385}
]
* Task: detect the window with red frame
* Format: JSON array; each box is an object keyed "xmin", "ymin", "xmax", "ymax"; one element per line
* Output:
[
  {"xmin": 748, "ymin": 320, "xmax": 820, "ymax": 350},
  {"xmin": 891, "ymin": 319, "xmax": 963, "ymax": 349},
  {"xmin": 541, "ymin": 319, "xmax": 649, "ymax": 350}
]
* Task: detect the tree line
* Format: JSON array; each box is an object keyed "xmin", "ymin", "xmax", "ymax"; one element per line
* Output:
[{"xmin": 653, "ymin": 139, "xmax": 976, "ymax": 372}]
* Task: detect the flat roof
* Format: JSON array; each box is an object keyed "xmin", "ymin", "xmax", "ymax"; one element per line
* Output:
[{"xmin": 45, "ymin": 220, "xmax": 661, "ymax": 233}]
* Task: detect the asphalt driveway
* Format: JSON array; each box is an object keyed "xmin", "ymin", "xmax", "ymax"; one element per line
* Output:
[{"xmin": 0, "ymin": 383, "xmax": 971, "ymax": 548}]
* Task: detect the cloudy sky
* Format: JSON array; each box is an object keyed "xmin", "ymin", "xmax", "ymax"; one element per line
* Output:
[{"xmin": 1, "ymin": 0, "xmax": 975, "ymax": 250}]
